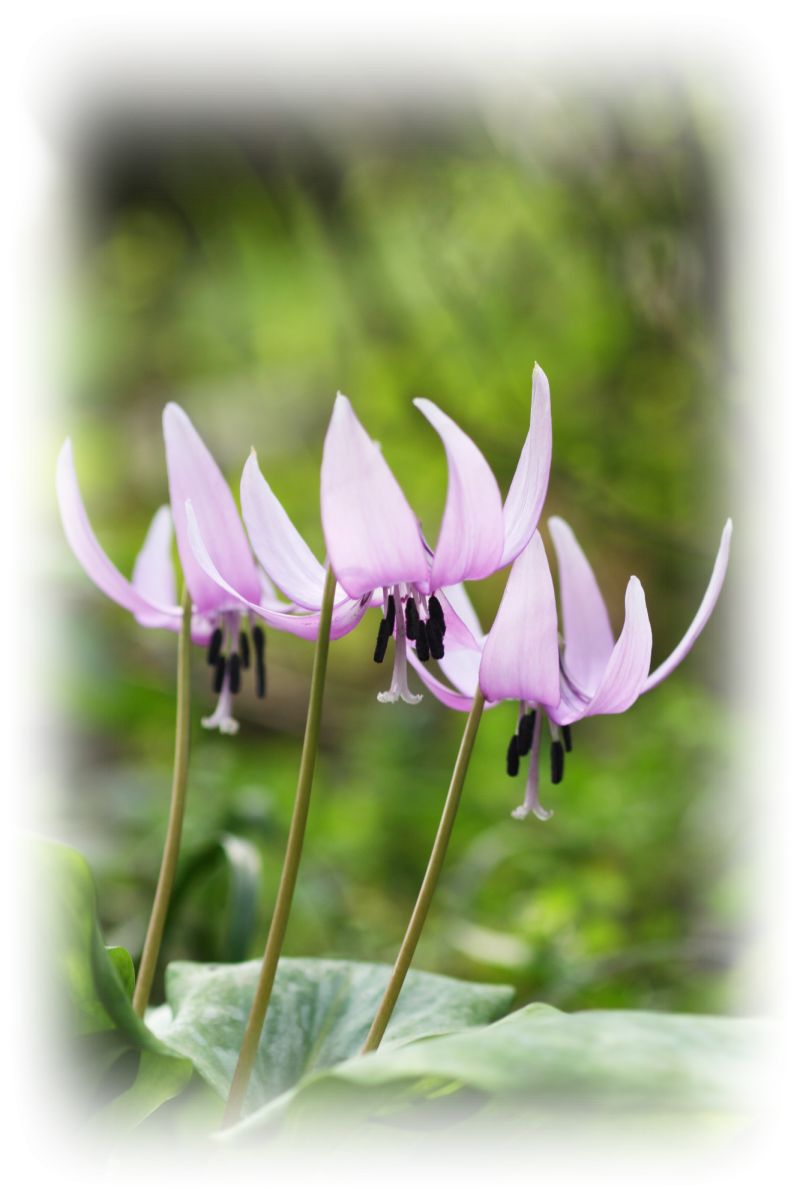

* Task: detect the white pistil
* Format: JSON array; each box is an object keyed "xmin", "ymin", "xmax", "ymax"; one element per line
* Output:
[
  {"xmin": 378, "ymin": 584, "xmax": 422, "ymax": 705},
  {"xmin": 512, "ymin": 705, "xmax": 552, "ymax": 820},
  {"xmin": 202, "ymin": 612, "xmax": 241, "ymax": 734},
  {"xmin": 201, "ymin": 671, "xmax": 240, "ymax": 735}
]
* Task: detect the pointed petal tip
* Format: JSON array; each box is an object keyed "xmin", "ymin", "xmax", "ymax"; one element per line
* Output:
[
  {"xmin": 640, "ymin": 518, "xmax": 732, "ymax": 694},
  {"xmin": 162, "ymin": 400, "xmax": 186, "ymax": 427}
]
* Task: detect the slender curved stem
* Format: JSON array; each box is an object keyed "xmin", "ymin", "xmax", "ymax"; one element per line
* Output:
[
  {"xmin": 104, "ymin": 588, "xmax": 191, "ymax": 1180},
  {"xmin": 133, "ymin": 584, "xmax": 193, "ymax": 1018},
  {"xmin": 221, "ymin": 565, "xmax": 337, "ymax": 1128},
  {"xmin": 361, "ymin": 686, "xmax": 486, "ymax": 1055}
]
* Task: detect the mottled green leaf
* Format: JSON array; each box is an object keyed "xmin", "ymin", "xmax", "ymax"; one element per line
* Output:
[{"xmin": 150, "ymin": 957, "xmax": 514, "ymax": 1116}]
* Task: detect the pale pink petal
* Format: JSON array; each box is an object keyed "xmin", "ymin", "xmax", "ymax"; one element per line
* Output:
[
  {"xmin": 413, "ymin": 399, "xmax": 504, "ymax": 589},
  {"xmin": 478, "ymin": 532, "xmax": 561, "ymax": 707},
  {"xmin": 132, "ymin": 505, "xmax": 177, "ymax": 609},
  {"xmin": 406, "ymin": 655, "xmax": 477, "ymax": 711},
  {"xmin": 320, "ymin": 393, "xmax": 429, "ymax": 598},
  {"xmin": 548, "ymin": 516, "xmax": 615, "ymax": 695},
  {"xmin": 256, "ymin": 565, "xmax": 297, "ymax": 613},
  {"xmin": 241, "ymin": 450, "xmax": 348, "ymax": 609},
  {"xmin": 498, "ymin": 365, "xmax": 553, "ymax": 568},
  {"xmin": 163, "ymin": 403, "xmax": 260, "ymax": 614},
  {"xmin": 639, "ymin": 519, "xmax": 732, "ymax": 694},
  {"xmin": 581, "ymin": 577, "xmax": 653, "ymax": 716},
  {"xmin": 436, "ymin": 591, "xmax": 481, "ymax": 654},
  {"xmin": 541, "ymin": 690, "xmax": 588, "ymax": 730},
  {"xmin": 186, "ymin": 500, "xmax": 369, "ymax": 642},
  {"xmin": 56, "ymin": 439, "xmax": 180, "ymax": 624},
  {"xmin": 440, "ymin": 582, "xmax": 485, "ymax": 643},
  {"xmin": 434, "ymin": 647, "xmax": 483, "ymax": 696}
]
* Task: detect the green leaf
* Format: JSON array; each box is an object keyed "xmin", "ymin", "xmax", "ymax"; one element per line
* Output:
[
  {"xmin": 150, "ymin": 957, "xmax": 514, "ymax": 1117},
  {"xmin": 28, "ymin": 837, "xmax": 192, "ymax": 1140},
  {"xmin": 223, "ymin": 1003, "xmax": 761, "ymax": 1143},
  {"xmin": 162, "ymin": 831, "xmax": 263, "ymax": 965}
]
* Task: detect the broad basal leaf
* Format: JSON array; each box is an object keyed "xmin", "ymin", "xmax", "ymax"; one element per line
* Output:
[
  {"xmin": 149, "ymin": 957, "xmax": 514, "ymax": 1116},
  {"xmin": 222, "ymin": 1002, "xmax": 762, "ymax": 1144}
]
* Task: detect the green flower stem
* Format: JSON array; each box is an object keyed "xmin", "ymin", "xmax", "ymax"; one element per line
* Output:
[
  {"xmin": 221, "ymin": 564, "xmax": 337, "ymax": 1129},
  {"xmin": 133, "ymin": 584, "xmax": 193, "ymax": 1018},
  {"xmin": 361, "ymin": 685, "xmax": 486, "ymax": 1055}
]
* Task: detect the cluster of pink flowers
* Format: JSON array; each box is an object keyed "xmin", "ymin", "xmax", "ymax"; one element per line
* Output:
[{"xmin": 58, "ymin": 365, "xmax": 730, "ymax": 815}]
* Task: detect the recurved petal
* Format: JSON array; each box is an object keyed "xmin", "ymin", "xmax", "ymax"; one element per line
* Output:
[
  {"xmin": 640, "ymin": 519, "xmax": 732, "ymax": 694},
  {"xmin": 436, "ymin": 591, "xmax": 481, "ymax": 654},
  {"xmin": 406, "ymin": 654, "xmax": 477, "ymax": 710},
  {"xmin": 548, "ymin": 516, "xmax": 615, "ymax": 696},
  {"xmin": 163, "ymin": 403, "xmax": 261, "ymax": 614},
  {"xmin": 478, "ymin": 531, "xmax": 561, "ymax": 707},
  {"xmin": 498, "ymin": 364, "xmax": 553, "ymax": 568},
  {"xmin": 56, "ymin": 439, "xmax": 180, "ymax": 624},
  {"xmin": 132, "ymin": 505, "xmax": 177, "ymax": 609},
  {"xmin": 256, "ymin": 565, "xmax": 299, "ymax": 613},
  {"xmin": 582, "ymin": 576, "xmax": 653, "ymax": 716},
  {"xmin": 320, "ymin": 393, "xmax": 429, "ymax": 598},
  {"xmin": 186, "ymin": 500, "xmax": 369, "ymax": 642},
  {"xmin": 440, "ymin": 581, "xmax": 485, "ymax": 643},
  {"xmin": 414, "ymin": 399, "xmax": 504, "ymax": 589},
  {"xmin": 241, "ymin": 450, "xmax": 347, "ymax": 610},
  {"xmin": 434, "ymin": 646, "xmax": 482, "ymax": 696}
]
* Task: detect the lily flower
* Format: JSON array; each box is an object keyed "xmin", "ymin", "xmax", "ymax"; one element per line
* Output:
[
  {"xmin": 186, "ymin": 365, "xmax": 550, "ymax": 705},
  {"xmin": 317, "ymin": 365, "xmax": 553, "ymax": 704},
  {"xmin": 410, "ymin": 517, "xmax": 731, "ymax": 820},
  {"xmin": 56, "ymin": 403, "xmax": 275, "ymax": 735},
  {"xmin": 183, "ymin": 453, "xmax": 381, "ymax": 654}
]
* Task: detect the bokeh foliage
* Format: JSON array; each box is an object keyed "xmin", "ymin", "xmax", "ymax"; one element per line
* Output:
[{"xmin": 49, "ymin": 87, "xmax": 742, "ymax": 1014}]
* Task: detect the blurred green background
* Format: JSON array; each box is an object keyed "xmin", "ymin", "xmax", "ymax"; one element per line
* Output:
[{"xmin": 46, "ymin": 85, "xmax": 746, "ymax": 1015}]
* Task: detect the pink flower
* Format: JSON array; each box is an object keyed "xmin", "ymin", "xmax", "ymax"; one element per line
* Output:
[
  {"xmin": 58, "ymin": 404, "xmax": 280, "ymax": 734},
  {"xmin": 187, "ymin": 367, "xmax": 551, "ymax": 707},
  {"xmin": 412, "ymin": 516, "xmax": 732, "ymax": 821},
  {"xmin": 317, "ymin": 366, "xmax": 553, "ymax": 704}
]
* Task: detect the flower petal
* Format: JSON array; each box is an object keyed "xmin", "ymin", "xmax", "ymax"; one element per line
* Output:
[
  {"xmin": 479, "ymin": 532, "xmax": 561, "ymax": 707},
  {"xmin": 241, "ymin": 450, "xmax": 348, "ymax": 610},
  {"xmin": 256, "ymin": 565, "xmax": 299, "ymax": 613},
  {"xmin": 320, "ymin": 393, "xmax": 429, "ymax": 598},
  {"xmin": 186, "ymin": 500, "xmax": 370, "ymax": 641},
  {"xmin": 498, "ymin": 364, "xmax": 553, "ymax": 568},
  {"xmin": 406, "ymin": 655, "xmax": 477, "ymax": 711},
  {"xmin": 56, "ymin": 439, "xmax": 180, "ymax": 624},
  {"xmin": 581, "ymin": 576, "xmax": 652, "ymax": 716},
  {"xmin": 413, "ymin": 398, "xmax": 504, "ymax": 589},
  {"xmin": 131, "ymin": 505, "xmax": 177, "ymax": 609},
  {"xmin": 440, "ymin": 582, "xmax": 485, "ymax": 643},
  {"xmin": 163, "ymin": 403, "xmax": 260, "ymax": 614},
  {"xmin": 548, "ymin": 516, "xmax": 615, "ymax": 696},
  {"xmin": 639, "ymin": 519, "xmax": 732, "ymax": 694},
  {"xmin": 436, "ymin": 591, "xmax": 481, "ymax": 654},
  {"xmin": 433, "ymin": 647, "xmax": 483, "ymax": 696}
]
